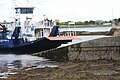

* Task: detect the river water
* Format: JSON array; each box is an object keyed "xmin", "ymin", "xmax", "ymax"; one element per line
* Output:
[
  {"xmin": 0, "ymin": 26, "xmax": 112, "ymax": 78},
  {"xmin": 60, "ymin": 26, "xmax": 112, "ymax": 32},
  {"xmin": 60, "ymin": 26, "xmax": 112, "ymax": 47}
]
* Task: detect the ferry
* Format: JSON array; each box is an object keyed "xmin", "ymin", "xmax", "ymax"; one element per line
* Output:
[{"xmin": 0, "ymin": 1, "xmax": 75, "ymax": 54}]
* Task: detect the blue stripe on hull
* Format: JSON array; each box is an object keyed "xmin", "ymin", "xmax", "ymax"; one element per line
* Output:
[{"xmin": 0, "ymin": 37, "xmax": 71, "ymax": 54}]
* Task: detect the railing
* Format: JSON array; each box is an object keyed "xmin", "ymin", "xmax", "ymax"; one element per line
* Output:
[{"xmin": 35, "ymin": 21, "xmax": 53, "ymax": 28}]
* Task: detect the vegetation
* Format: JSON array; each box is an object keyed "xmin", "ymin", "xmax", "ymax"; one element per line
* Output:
[
  {"xmin": 56, "ymin": 19, "xmax": 112, "ymax": 28},
  {"xmin": 113, "ymin": 18, "xmax": 120, "ymax": 26}
]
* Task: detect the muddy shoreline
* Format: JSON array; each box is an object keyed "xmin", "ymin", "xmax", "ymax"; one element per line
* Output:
[{"xmin": 1, "ymin": 59, "xmax": 120, "ymax": 80}]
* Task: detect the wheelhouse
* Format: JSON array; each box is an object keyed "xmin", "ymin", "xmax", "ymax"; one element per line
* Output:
[{"xmin": 15, "ymin": 7, "xmax": 34, "ymax": 14}]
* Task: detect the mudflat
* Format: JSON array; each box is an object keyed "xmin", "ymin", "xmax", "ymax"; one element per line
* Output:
[{"xmin": 3, "ymin": 59, "xmax": 120, "ymax": 80}]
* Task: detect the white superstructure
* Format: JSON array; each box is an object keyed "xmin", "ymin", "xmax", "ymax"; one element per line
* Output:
[
  {"xmin": 14, "ymin": 2, "xmax": 35, "ymax": 35},
  {"xmin": 12, "ymin": 1, "xmax": 53, "ymax": 40}
]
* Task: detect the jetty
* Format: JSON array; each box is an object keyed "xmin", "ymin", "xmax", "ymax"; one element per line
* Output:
[{"xmin": 33, "ymin": 27, "xmax": 120, "ymax": 62}]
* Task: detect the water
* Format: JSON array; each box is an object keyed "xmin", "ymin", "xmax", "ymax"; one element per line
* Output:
[
  {"xmin": 59, "ymin": 26, "xmax": 112, "ymax": 47},
  {"xmin": 0, "ymin": 54, "xmax": 57, "ymax": 78},
  {"xmin": 60, "ymin": 26, "xmax": 112, "ymax": 32}
]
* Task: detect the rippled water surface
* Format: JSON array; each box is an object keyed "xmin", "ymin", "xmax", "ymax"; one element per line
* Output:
[{"xmin": 0, "ymin": 54, "xmax": 57, "ymax": 78}]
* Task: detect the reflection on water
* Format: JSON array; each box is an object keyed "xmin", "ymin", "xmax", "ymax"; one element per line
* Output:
[{"xmin": 0, "ymin": 54, "xmax": 57, "ymax": 78}]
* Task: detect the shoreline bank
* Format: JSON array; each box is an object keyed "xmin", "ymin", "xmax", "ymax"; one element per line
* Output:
[{"xmin": 5, "ymin": 60, "xmax": 120, "ymax": 80}]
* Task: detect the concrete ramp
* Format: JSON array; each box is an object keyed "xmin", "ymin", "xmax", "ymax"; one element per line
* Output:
[{"xmin": 33, "ymin": 36, "xmax": 120, "ymax": 61}]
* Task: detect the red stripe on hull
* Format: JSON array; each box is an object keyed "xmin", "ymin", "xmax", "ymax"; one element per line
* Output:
[{"xmin": 47, "ymin": 36, "xmax": 80, "ymax": 41}]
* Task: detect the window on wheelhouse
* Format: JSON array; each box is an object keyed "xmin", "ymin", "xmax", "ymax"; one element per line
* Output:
[{"xmin": 15, "ymin": 8, "xmax": 34, "ymax": 14}]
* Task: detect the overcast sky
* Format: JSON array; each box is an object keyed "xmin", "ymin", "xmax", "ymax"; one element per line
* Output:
[{"xmin": 0, "ymin": 0, "xmax": 120, "ymax": 22}]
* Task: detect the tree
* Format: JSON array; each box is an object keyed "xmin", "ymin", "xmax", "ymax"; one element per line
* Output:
[
  {"xmin": 84, "ymin": 21, "xmax": 89, "ymax": 25},
  {"xmin": 118, "ymin": 18, "xmax": 120, "ymax": 22},
  {"xmin": 75, "ymin": 21, "xmax": 84, "ymax": 25},
  {"xmin": 89, "ymin": 20, "xmax": 95, "ymax": 24}
]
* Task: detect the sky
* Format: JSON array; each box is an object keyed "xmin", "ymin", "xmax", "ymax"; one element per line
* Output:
[{"xmin": 0, "ymin": 0, "xmax": 120, "ymax": 22}]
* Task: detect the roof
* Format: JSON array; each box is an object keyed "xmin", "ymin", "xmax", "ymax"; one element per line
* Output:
[{"xmin": 15, "ymin": 2, "xmax": 36, "ymax": 8}]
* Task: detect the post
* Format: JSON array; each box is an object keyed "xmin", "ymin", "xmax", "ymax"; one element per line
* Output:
[{"xmin": 74, "ymin": 23, "xmax": 76, "ymax": 36}]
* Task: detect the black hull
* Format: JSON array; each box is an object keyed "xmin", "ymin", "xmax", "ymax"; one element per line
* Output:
[{"xmin": 0, "ymin": 37, "xmax": 71, "ymax": 54}]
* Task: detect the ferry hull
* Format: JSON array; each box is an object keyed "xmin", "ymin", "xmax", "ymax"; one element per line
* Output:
[{"xmin": 0, "ymin": 37, "xmax": 71, "ymax": 54}]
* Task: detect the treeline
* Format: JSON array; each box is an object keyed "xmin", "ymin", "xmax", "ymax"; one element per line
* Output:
[
  {"xmin": 56, "ymin": 20, "xmax": 112, "ymax": 26},
  {"xmin": 55, "ymin": 18, "xmax": 120, "ymax": 26},
  {"xmin": 113, "ymin": 18, "xmax": 120, "ymax": 26},
  {"xmin": 59, "ymin": 20, "xmax": 96, "ymax": 25}
]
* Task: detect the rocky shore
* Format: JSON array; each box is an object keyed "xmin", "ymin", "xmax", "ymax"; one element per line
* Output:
[{"xmin": 3, "ymin": 60, "xmax": 120, "ymax": 80}]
